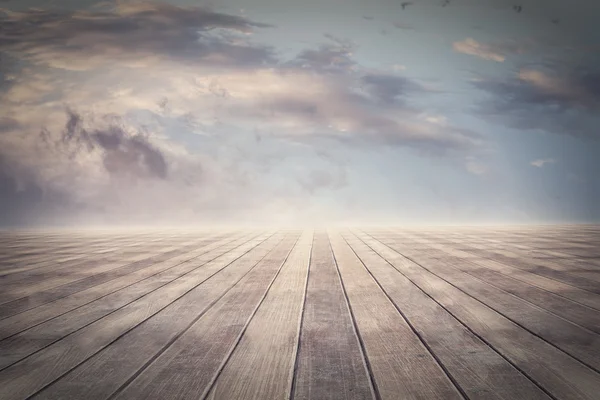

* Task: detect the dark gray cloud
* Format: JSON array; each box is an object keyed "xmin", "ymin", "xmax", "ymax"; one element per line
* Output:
[
  {"xmin": 0, "ymin": 2, "xmax": 275, "ymax": 69},
  {"xmin": 473, "ymin": 66, "xmax": 600, "ymax": 136},
  {"xmin": 361, "ymin": 73, "xmax": 424, "ymax": 105},
  {"xmin": 286, "ymin": 34, "xmax": 356, "ymax": 74},
  {"xmin": 263, "ymin": 93, "xmax": 482, "ymax": 156},
  {"xmin": 57, "ymin": 110, "xmax": 169, "ymax": 179},
  {"xmin": 0, "ymin": 108, "xmax": 210, "ymax": 225}
]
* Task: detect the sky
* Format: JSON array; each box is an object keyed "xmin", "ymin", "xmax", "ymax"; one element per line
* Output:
[{"xmin": 0, "ymin": 0, "xmax": 598, "ymax": 227}]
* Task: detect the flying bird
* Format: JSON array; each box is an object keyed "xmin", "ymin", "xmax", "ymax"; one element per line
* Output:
[
  {"xmin": 442, "ymin": 0, "xmax": 450, "ymax": 6},
  {"xmin": 552, "ymin": 18, "xmax": 560, "ymax": 24},
  {"xmin": 362, "ymin": 15, "xmax": 374, "ymax": 20},
  {"xmin": 401, "ymin": 2, "xmax": 413, "ymax": 10},
  {"xmin": 513, "ymin": 5, "xmax": 523, "ymax": 13}
]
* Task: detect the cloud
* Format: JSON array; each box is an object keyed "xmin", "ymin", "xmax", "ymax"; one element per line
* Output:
[
  {"xmin": 531, "ymin": 158, "xmax": 556, "ymax": 168},
  {"xmin": 516, "ymin": 69, "xmax": 600, "ymax": 109},
  {"xmin": 0, "ymin": 3, "xmax": 491, "ymax": 225},
  {"xmin": 0, "ymin": 107, "xmax": 284, "ymax": 226},
  {"xmin": 285, "ymin": 34, "xmax": 357, "ymax": 74},
  {"xmin": 473, "ymin": 67, "xmax": 600, "ymax": 136},
  {"xmin": 453, "ymin": 38, "xmax": 529, "ymax": 62},
  {"xmin": 235, "ymin": 70, "xmax": 483, "ymax": 155},
  {"xmin": 59, "ymin": 109, "xmax": 169, "ymax": 179},
  {"xmin": 360, "ymin": 73, "xmax": 424, "ymax": 105},
  {"xmin": 0, "ymin": 3, "xmax": 481, "ymax": 156},
  {"xmin": 0, "ymin": 1, "xmax": 275, "ymax": 70}
]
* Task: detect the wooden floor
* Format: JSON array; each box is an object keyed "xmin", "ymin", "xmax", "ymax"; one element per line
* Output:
[{"xmin": 0, "ymin": 226, "xmax": 599, "ymax": 400}]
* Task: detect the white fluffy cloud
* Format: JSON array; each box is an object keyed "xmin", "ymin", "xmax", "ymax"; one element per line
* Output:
[{"xmin": 531, "ymin": 158, "xmax": 556, "ymax": 168}]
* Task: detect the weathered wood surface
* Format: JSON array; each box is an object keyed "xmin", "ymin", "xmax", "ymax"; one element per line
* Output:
[
  {"xmin": 0, "ymin": 226, "xmax": 597, "ymax": 400},
  {"xmin": 292, "ymin": 232, "xmax": 374, "ymax": 400},
  {"xmin": 330, "ymin": 231, "xmax": 464, "ymax": 400},
  {"xmin": 204, "ymin": 230, "xmax": 312, "ymax": 400},
  {"xmin": 341, "ymin": 232, "xmax": 551, "ymax": 400}
]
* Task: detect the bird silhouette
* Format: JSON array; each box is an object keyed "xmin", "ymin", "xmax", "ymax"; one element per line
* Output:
[
  {"xmin": 442, "ymin": 0, "xmax": 450, "ymax": 6},
  {"xmin": 401, "ymin": 2, "xmax": 413, "ymax": 10},
  {"xmin": 552, "ymin": 18, "xmax": 560, "ymax": 24},
  {"xmin": 513, "ymin": 5, "xmax": 523, "ymax": 13}
]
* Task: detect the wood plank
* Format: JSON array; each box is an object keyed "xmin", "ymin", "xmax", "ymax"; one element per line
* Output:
[
  {"xmin": 367, "ymin": 231, "xmax": 600, "ymax": 372},
  {"xmin": 0, "ymin": 242, "xmax": 123, "ymax": 276},
  {"xmin": 0, "ymin": 235, "xmax": 172, "ymax": 271},
  {"xmin": 0, "ymin": 235, "xmax": 121, "ymax": 255},
  {"xmin": 0, "ymin": 240, "xmax": 197, "ymax": 301},
  {"xmin": 356, "ymin": 230, "xmax": 600, "ymax": 400},
  {"xmin": 402, "ymin": 234, "xmax": 600, "ymax": 329},
  {"xmin": 0, "ymin": 238, "xmax": 223, "ymax": 318},
  {"xmin": 463, "ymin": 234, "xmax": 600, "ymax": 257},
  {"xmin": 0, "ymin": 232, "xmax": 275, "ymax": 400},
  {"xmin": 440, "ymin": 240, "xmax": 600, "ymax": 290},
  {"xmin": 445, "ymin": 233, "xmax": 600, "ymax": 271},
  {"xmin": 204, "ymin": 230, "xmax": 313, "ymax": 400},
  {"xmin": 0, "ymin": 233, "xmax": 162, "ymax": 266},
  {"xmin": 33, "ymin": 232, "xmax": 293, "ymax": 400},
  {"xmin": 342, "ymin": 232, "xmax": 551, "ymax": 400},
  {"xmin": 0, "ymin": 236, "xmax": 170, "ymax": 277},
  {"xmin": 329, "ymin": 231, "xmax": 463, "ymax": 400},
  {"xmin": 0, "ymin": 232, "xmax": 260, "ymax": 369},
  {"xmin": 292, "ymin": 231, "xmax": 375, "ymax": 400},
  {"xmin": 0, "ymin": 232, "xmax": 242, "ymax": 341}
]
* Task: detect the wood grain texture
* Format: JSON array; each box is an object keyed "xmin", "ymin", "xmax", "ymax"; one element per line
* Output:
[
  {"xmin": 402, "ymin": 234, "xmax": 600, "ymax": 331},
  {"xmin": 0, "ymin": 226, "xmax": 597, "ymax": 400},
  {"xmin": 414, "ymin": 240, "xmax": 600, "ymax": 311},
  {"xmin": 107, "ymin": 233, "xmax": 300, "ymax": 400},
  {"xmin": 0, "ymin": 234, "xmax": 256, "ymax": 367},
  {"xmin": 34, "ymin": 232, "xmax": 289, "ymax": 400},
  {"xmin": 343, "ymin": 232, "xmax": 551, "ymax": 400},
  {"xmin": 0, "ymin": 235, "xmax": 164, "ymax": 275},
  {"xmin": 439, "ymin": 240, "xmax": 600, "ymax": 292},
  {"xmin": 0, "ymin": 233, "xmax": 274, "ymax": 400},
  {"xmin": 0, "ymin": 236, "xmax": 176, "ymax": 286},
  {"xmin": 292, "ymin": 232, "xmax": 375, "ymax": 400},
  {"xmin": 0, "ymin": 242, "xmax": 184, "ymax": 301},
  {"xmin": 0, "ymin": 233, "xmax": 240, "ymax": 340},
  {"xmin": 442, "ymin": 234, "xmax": 600, "ymax": 275},
  {"xmin": 0, "ymin": 238, "xmax": 221, "ymax": 318},
  {"xmin": 367, "ymin": 231, "xmax": 600, "ymax": 372},
  {"xmin": 356, "ymin": 230, "xmax": 600, "ymax": 400},
  {"xmin": 329, "ymin": 231, "xmax": 464, "ymax": 400},
  {"xmin": 205, "ymin": 230, "xmax": 313, "ymax": 400}
]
